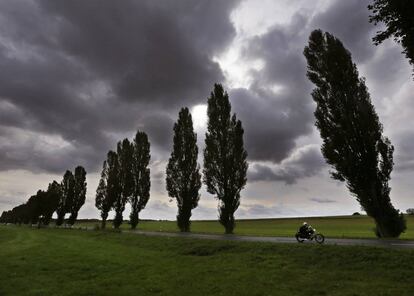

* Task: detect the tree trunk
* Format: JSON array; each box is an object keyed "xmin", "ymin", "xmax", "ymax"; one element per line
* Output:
[
  {"xmin": 130, "ymin": 211, "xmax": 139, "ymax": 230},
  {"xmin": 56, "ymin": 213, "xmax": 65, "ymax": 226}
]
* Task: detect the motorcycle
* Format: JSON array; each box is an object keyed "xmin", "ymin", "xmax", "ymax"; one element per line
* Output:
[{"xmin": 295, "ymin": 228, "xmax": 325, "ymax": 244}]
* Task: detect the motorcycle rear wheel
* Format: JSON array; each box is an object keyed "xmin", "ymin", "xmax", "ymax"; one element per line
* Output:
[
  {"xmin": 295, "ymin": 234, "xmax": 305, "ymax": 243},
  {"xmin": 315, "ymin": 233, "xmax": 325, "ymax": 244}
]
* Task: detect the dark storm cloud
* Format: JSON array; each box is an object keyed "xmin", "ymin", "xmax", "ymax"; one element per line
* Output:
[
  {"xmin": 248, "ymin": 145, "xmax": 325, "ymax": 184},
  {"xmin": 0, "ymin": 126, "xmax": 102, "ymax": 173},
  {"xmin": 231, "ymin": 14, "xmax": 314, "ymax": 163},
  {"xmin": 38, "ymin": 0, "xmax": 235, "ymax": 106},
  {"xmin": 311, "ymin": 0, "xmax": 373, "ymax": 63},
  {"xmin": 0, "ymin": 0, "xmax": 239, "ymax": 173},
  {"xmin": 141, "ymin": 113, "xmax": 175, "ymax": 153},
  {"xmin": 0, "ymin": 0, "xmax": 407, "ymax": 186}
]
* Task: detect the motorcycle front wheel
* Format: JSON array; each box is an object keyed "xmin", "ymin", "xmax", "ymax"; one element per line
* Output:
[{"xmin": 315, "ymin": 233, "xmax": 325, "ymax": 244}]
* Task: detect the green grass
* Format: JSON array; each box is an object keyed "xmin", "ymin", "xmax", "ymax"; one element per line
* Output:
[
  {"xmin": 78, "ymin": 215, "xmax": 414, "ymax": 239},
  {"xmin": 1, "ymin": 226, "xmax": 414, "ymax": 296}
]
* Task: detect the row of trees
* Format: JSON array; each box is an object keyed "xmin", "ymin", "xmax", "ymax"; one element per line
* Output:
[
  {"xmin": 93, "ymin": 84, "xmax": 248, "ymax": 234},
  {"xmin": 1, "ymin": 70, "xmax": 407, "ymax": 238},
  {"xmin": 95, "ymin": 132, "xmax": 151, "ymax": 229},
  {"xmin": 0, "ymin": 166, "xmax": 87, "ymax": 226}
]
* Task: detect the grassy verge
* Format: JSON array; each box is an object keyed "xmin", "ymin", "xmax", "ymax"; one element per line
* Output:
[
  {"xmin": 77, "ymin": 215, "xmax": 414, "ymax": 239},
  {"xmin": 1, "ymin": 225, "xmax": 414, "ymax": 296}
]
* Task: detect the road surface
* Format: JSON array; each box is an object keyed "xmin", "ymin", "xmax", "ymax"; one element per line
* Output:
[{"xmin": 124, "ymin": 230, "xmax": 414, "ymax": 249}]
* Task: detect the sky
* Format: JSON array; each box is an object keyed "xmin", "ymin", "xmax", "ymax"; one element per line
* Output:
[{"xmin": 0, "ymin": 0, "xmax": 413, "ymax": 220}]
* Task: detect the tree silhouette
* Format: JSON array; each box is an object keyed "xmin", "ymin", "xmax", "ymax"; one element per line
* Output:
[
  {"xmin": 35, "ymin": 190, "xmax": 50, "ymax": 226},
  {"xmin": 368, "ymin": 0, "xmax": 414, "ymax": 77},
  {"xmin": 304, "ymin": 29, "xmax": 406, "ymax": 237},
  {"xmin": 0, "ymin": 211, "xmax": 8, "ymax": 223},
  {"xmin": 204, "ymin": 84, "xmax": 248, "ymax": 234},
  {"xmin": 26, "ymin": 193, "xmax": 42, "ymax": 225},
  {"xmin": 166, "ymin": 107, "xmax": 201, "ymax": 232},
  {"xmin": 56, "ymin": 170, "xmax": 75, "ymax": 226},
  {"xmin": 6, "ymin": 204, "xmax": 27, "ymax": 225},
  {"xmin": 42, "ymin": 181, "xmax": 62, "ymax": 225},
  {"xmin": 107, "ymin": 140, "xmax": 133, "ymax": 229},
  {"xmin": 130, "ymin": 131, "xmax": 151, "ymax": 229},
  {"xmin": 106, "ymin": 151, "xmax": 122, "ymax": 229},
  {"xmin": 95, "ymin": 160, "xmax": 112, "ymax": 229},
  {"xmin": 116, "ymin": 138, "xmax": 135, "ymax": 229},
  {"xmin": 68, "ymin": 166, "xmax": 87, "ymax": 225}
]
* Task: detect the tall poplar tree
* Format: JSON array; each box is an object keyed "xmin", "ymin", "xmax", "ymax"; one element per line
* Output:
[
  {"xmin": 26, "ymin": 193, "xmax": 42, "ymax": 225},
  {"xmin": 304, "ymin": 29, "xmax": 406, "ymax": 237},
  {"xmin": 56, "ymin": 170, "xmax": 75, "ymax": 226},
  {"xmin": 117, "ymin": 139, "xmax": 134, "ymax": 228},
  {"xmin": 166, "ymin": 107, "xmax": 201, "ymax": 232},
  {"xmin": 68, "ymin": 166, "xmax": 87, "ymax": 225},
  {"xmin": 95, "ymin": 160, "xmax": 112, "ymax": 229},
  {"xmin": 203, "ymin": 84, "xmax": 248, "ymax": 234},
  {"xmin": 106, "ymin": 151, "xmax": 122, "ymax": 229},
  {"xmin": 130, "ymin": 131, "xmax": 151, "ymax": 229},
  {"xmin": 43, "ymin": 181, "xmax": 62, "ymax": 225}
]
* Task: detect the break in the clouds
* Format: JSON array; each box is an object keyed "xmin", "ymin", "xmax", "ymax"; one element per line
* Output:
[{"xmin": 1, "ymin": 0, "xmax": 414, "ymax": 219}]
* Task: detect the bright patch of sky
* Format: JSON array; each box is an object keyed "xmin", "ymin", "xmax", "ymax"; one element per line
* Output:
[{"xmin": 214, "ymin": 0, "xmax": 331, "ymax": 89}]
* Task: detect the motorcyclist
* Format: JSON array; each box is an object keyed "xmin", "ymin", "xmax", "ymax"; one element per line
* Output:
[{"xmin": 299, "ymin": 222, "xmax": 314, "ymax": 238}]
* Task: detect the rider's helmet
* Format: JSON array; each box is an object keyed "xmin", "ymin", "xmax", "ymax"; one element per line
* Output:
[{"xmin": 303, "ymin": 222, "xmax": 308, "ymax": 226}]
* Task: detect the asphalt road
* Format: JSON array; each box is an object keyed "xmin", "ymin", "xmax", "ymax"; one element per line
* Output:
[
  {"xmin": 125, "ymin": 230, "xmax": 414, "ymax": 249},
  {"xmin": 6, "ymin": 224, "xmax": 414, "ymax": 249}
]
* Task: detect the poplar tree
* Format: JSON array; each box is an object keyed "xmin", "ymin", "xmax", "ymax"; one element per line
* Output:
[
  {"xmin": 130, "ymin": 131, "xmax": 151, "ymax": 229},
  {"xmin": 36, "ymin": 190, "xmax": 49, "ymax": 226},
  {"xmin": 166, "ymin": 107, "xmax": 201, "ymax": 232},
  {"xmin": 43, "ymin": 181, "xmax": 62, "ymax": 225},
  {"xmin": 116, "ymin": 139, "xmax": 135, "ymax": 228},
  {"xmin": 203, "ymin": 84, "xmax": 248, "ymax": 234},
  {"xmin": 95, "ymin": 160, "xmax": 112, "ymax": 229},
  {"xmin": 304, "ymin": 29, "xmax": 406, "ymax": 237},
  {"xmin": 56, "ymin": 170, "xmax": 75, "ymax": 226},
  {"xmin": 26, "ymin": 193, "xmax": 42, "ymax": 225},
  {"xmin": 106, "ymin": 151, "xmax": 122, "ymax": 229},
  {"xmin": 68, "ymin": 166, "xmax": 87, "ymax": 225}
]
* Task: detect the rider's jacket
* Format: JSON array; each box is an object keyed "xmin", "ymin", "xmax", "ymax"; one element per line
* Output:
[{"xmin": 299, "ymin": 225, "xmax": 312, "ymax": 235}]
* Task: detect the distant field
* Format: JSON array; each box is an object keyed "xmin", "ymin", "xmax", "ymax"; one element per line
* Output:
[
  {"xmin": 1, "ymin": 226, "xmax": 414, "ymax": 296},
  {"xmin": 78, "ymin": 215, "xmax": 414, "ymax": 239}
]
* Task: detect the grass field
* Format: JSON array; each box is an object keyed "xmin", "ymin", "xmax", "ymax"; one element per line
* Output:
[
  {"xmin": 78, "ymin": 215, "xmax": 414, "ymax": 239},
  {"xmin": 1, "ymin": 226, "xmax": 414, "ymax": 296}
]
